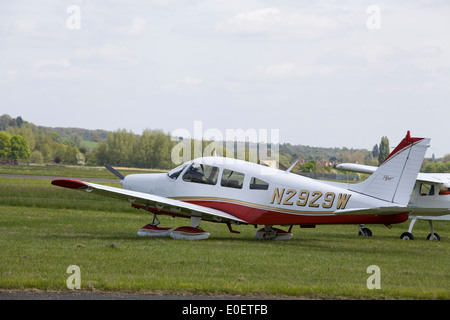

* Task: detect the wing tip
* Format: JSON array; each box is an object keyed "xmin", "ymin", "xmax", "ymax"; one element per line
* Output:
[{"xmin": 51, "ymin": 179, "xmax": 88, "ymax": 189}]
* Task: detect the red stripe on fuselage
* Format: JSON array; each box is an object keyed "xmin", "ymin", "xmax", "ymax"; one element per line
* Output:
[
  {"xmin": 134, "ymin": 199, "xmax": 408, "ymax": 226},
  {"xmin": 188, "ymin": 200, "xmax": 409, "ymax": 225}
]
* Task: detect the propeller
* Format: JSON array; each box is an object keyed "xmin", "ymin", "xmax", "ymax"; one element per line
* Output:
[{"xmin": 104, "ymin": 164, "xmax": 125, "ymax": 180}]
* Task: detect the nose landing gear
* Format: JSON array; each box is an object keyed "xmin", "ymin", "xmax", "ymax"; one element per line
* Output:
[{"xmin": 401, "ymin": 217, "xmax": 441, "ymax": 241}]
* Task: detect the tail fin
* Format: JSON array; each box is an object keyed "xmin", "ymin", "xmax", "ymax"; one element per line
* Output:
[{"xmin": 349, "ymin": 131, "xmax": 430, "ymax": 205}]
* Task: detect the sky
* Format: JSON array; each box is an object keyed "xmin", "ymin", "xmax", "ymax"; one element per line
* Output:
[{"xmin": 1, "ymin": 0, "xmax": 449, "ymax": 158}]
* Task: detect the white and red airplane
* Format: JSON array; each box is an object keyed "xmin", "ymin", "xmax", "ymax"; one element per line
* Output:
[
  {"xmin": 52, "ymin": 131, "xmax": 441, "ymax": 240},
  {"xmin": 336, "ymin": 156, "xmax": 450, "ymax": 241}
]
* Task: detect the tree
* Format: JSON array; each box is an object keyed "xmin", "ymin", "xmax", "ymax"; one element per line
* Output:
[
  {"xmin": 93, "ymin": 140, "xmax": 108, "ymax": 165},
  {"xmin": 135, "ymin": 129, "xmax": 155, "ymax": 168},
  {"xmin": 106, "ymin": 129, "xmax": 136, "ymax": 167},
  {"xmin": 378, "ymin": 136, "xmax": 390, "ymax": 165},
  {"xmin": 0, "ymin": 132, "xmax": 11, "ymax": 159},
  {"xmin": 16, "ymin": 116, "xmax": 23, "ymax": 128},
  {"xmin": 151, "ymin": 131, "xmax": 172, "ymax": 169},
  {"xmin": 9, "ymin": 135, "xmax": 31, "ymax": 161},
  {"xmin": 299, "ymin": 160, "xmax": 316, "ymax": 173},
  {"xmin": 372, "ymin": 144, "xmax": 379, "ymax": 159}
]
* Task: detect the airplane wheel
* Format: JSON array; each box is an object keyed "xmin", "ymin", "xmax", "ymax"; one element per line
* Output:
[
  {"xmin": 170, "ymin": 226, "xmax": 210, "ymax": 240},
  {"xmin": 426, "ymin": 233, "xmax": 440, "ymax": 241},
  {"xmin": 358, "ymin": 227, "xmax": 372, "ymax": 237},
  {"xmin": 400, "ymin": 232, "xmax": 414, "ymax": 240},
  {"xmin": 255, "ymin": 227, "xmax": 293, "ymax": 240},
  {"xmin": 137, "ymin": 224, "xmax": 173, "ymax": 237}
]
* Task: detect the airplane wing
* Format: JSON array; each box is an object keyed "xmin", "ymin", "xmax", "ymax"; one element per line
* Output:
[
  {"xmin": 416, "ymin": 173, "xmax": 450, "ymax": 188},
  {"xmin": 336, "ymin": 163, "xmax": 450, "ymax": 187},
  {"xmin": 335, "ymin": 163, "xmax": 377, "ymax": 174},
  {"xmin": 51, "ymin": 179, "xmax": 247, "ymax": 225}
]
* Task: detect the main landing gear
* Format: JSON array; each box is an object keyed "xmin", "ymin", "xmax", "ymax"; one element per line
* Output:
[
  {"xmin": 358, "ymin": 224, "xmax": 373, "ymax": 237},
  {"xmin": 137, "ymin": 214, "xmax": 173, "ymax": 237},
  {"xmin": 356, "ymin": 222, "xmax": 441, "ymax": 241},
  {"xmin": 254, "ymin": 225, "xmax": 293, "ymax": 241},
  {"xmin": 137, "ymin": 214, "xmax": 210, "ymax": 240},
  {"xmin": 400, "ymin": 218, "xmax": 440, "ymax": 241}
]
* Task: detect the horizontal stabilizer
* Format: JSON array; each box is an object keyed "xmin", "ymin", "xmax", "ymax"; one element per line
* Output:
[
  {"xmin": 411, "ymin": 214, "xmax": 450, "ymax": 221},
  {"xmin": 408, "ymin": 208, "xmax": 450, "ymax": 216},
  {"xmin": 334, "ymin": 207, "xmax": 412, "ymax": 216},
  {"xmin": 335, "ymin": 206, "xmax": 450, "ymax": 217}
]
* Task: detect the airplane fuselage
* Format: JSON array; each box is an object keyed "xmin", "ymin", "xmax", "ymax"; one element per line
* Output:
[{"xmin": 121, "ymin": 157, "xmax": 409, "ymax": 226}]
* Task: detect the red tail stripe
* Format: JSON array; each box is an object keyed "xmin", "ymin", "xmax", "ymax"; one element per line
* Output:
[{"xmin": 380, "ymin": 131, "xmax": 423, "ymax": 165}]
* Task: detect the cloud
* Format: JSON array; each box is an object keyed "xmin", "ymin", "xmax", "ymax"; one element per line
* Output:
[
  {"xmin": 34, "ymin": 59, "xmax": 71, "ymax": 69},
  {"xmin": 243, "ymin": 62, "xmax": 336, "ymax": 81},
  {"xmin": 357, "ymin": 43, "xmax": 404, "ymax": 64},
  {"xmin": 215, "ymin": 7, "xmax": 341, "ymax": 40},
  {"xmin": 74, "ymin": 44, "xmax": 133, "ymax": 63},
  {"xmin": 164, "ymin": 76, "xmax": 204, "ymax": 91},
  {"xmin": 180, "ymin": 76, "xmax": 203, "ymax": 85},
  {"xmin": 31, "ymin": 58, "xmax": 112, "ymax": 81},
  {"xmin": 117, "ymin": 16, "xmax": 147, "ymax": 35},
  {"xmin": 12, "ymin": 19, "xmax": 36, "ymax": 34}
]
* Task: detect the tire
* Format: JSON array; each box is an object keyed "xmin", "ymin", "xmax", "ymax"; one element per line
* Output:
[
  {"xmin": 400, "ymin": 232, "xmax": 414, "ymax": 240},
  {"xmin": 426, "ymin": 233, "xmax": 440, "ymax": 241},
  {"xmin": 358, "ymin": 227, "xmax": 372, "ymax": 237}
]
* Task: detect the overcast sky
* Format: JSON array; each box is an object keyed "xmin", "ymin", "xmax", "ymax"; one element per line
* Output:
[{"xmin": 1, "ymin": 0, "xmax": 449, "ymax": 158}]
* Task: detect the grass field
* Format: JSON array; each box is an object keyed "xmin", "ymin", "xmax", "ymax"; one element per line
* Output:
[
  {"xmin": 0, "ymin": 165, "xmax": 449, "ymax": 299},
  {"xmin": 0, "ymin": 163, "xmax": 167, "ymax": 179}
]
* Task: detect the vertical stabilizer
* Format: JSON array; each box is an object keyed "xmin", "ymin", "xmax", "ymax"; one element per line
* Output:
[{"xmin": 349, "ymin": 131, "xmax": 430, "ymax": 205}]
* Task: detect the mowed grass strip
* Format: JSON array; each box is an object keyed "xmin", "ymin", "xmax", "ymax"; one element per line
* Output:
[
  {"xmin": 0, "ymin": 164, "xmax": 166, "ymax": 179},
  {"xmin": 0, "ymin": 177, "xmax": 449, "ymax": 299}
]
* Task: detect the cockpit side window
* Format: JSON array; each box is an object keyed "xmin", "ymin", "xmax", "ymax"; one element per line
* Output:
[
  {"xmin": 182, "ymin": 163, "xmax": 219, "ymax": 185},
  {"xmin": 249, "ymin": 177, "xmax": 269, "ymax": 190},
  {"xmin": 420, "ymin": 183, "xmax": 435, "ymax": 196},
  {"xmin": 167, "ymin": 164, "xmax": 187, "ymax": 180},
  {"xmin": 221, "ymin": 169, "xmax": 244, "ymax": 189}
]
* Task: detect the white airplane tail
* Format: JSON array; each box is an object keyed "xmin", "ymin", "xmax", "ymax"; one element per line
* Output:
[{"xmin": 349, "ymin": 131, "xmax": 430, "ymax": 205}]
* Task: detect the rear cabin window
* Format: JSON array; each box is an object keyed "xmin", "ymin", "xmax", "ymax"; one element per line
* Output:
[
  {"xmin": 249, "ymin": 177, "xmax": 269, "ymax": 190},
  {"xmin": 221, "ymin": 169, "xmax": 245, "ymax": 189},
  {"xmin": 182, "ymin": 163, "xmax": 219, "ymax": 185}
]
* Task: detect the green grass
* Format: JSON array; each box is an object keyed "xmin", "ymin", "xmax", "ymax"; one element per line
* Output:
[
  {"xmin": 0, "ymin": 164, "xmax": 166, "ymax": 179},
  {"xmin": 0, "ymin": 176, "xmax": 449, "ymax": 299}
]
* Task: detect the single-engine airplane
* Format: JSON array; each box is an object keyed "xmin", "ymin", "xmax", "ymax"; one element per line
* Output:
[
  {"xmin": 52, "ymin": 131, "xmax": 442, "ymax": 240},
  {"xmin": 336, "ymin": 159, "xmax": 450, "ymax": 241}
]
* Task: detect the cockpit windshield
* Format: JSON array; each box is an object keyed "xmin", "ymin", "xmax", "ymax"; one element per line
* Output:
[{"xmin": 167, "ymin": 164, "xmax": 187, "ymax": 180}]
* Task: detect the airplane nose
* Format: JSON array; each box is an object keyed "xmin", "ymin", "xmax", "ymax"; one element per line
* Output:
[{"xmin": 121, "ymin": 173, "xmax": 163, "ymax": 194}]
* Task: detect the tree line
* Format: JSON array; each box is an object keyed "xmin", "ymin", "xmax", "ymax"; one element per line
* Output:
[
  {"xmin": 0, "ymin": 114, "xmax": 176, "ymax": 169},
  {"xmin": 1, "ymin": 114, "xmax": 449, "ymax": 173},
  {"xmin": 94, "ymin": 129, "xmax": 175, "ymax": 169}
]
